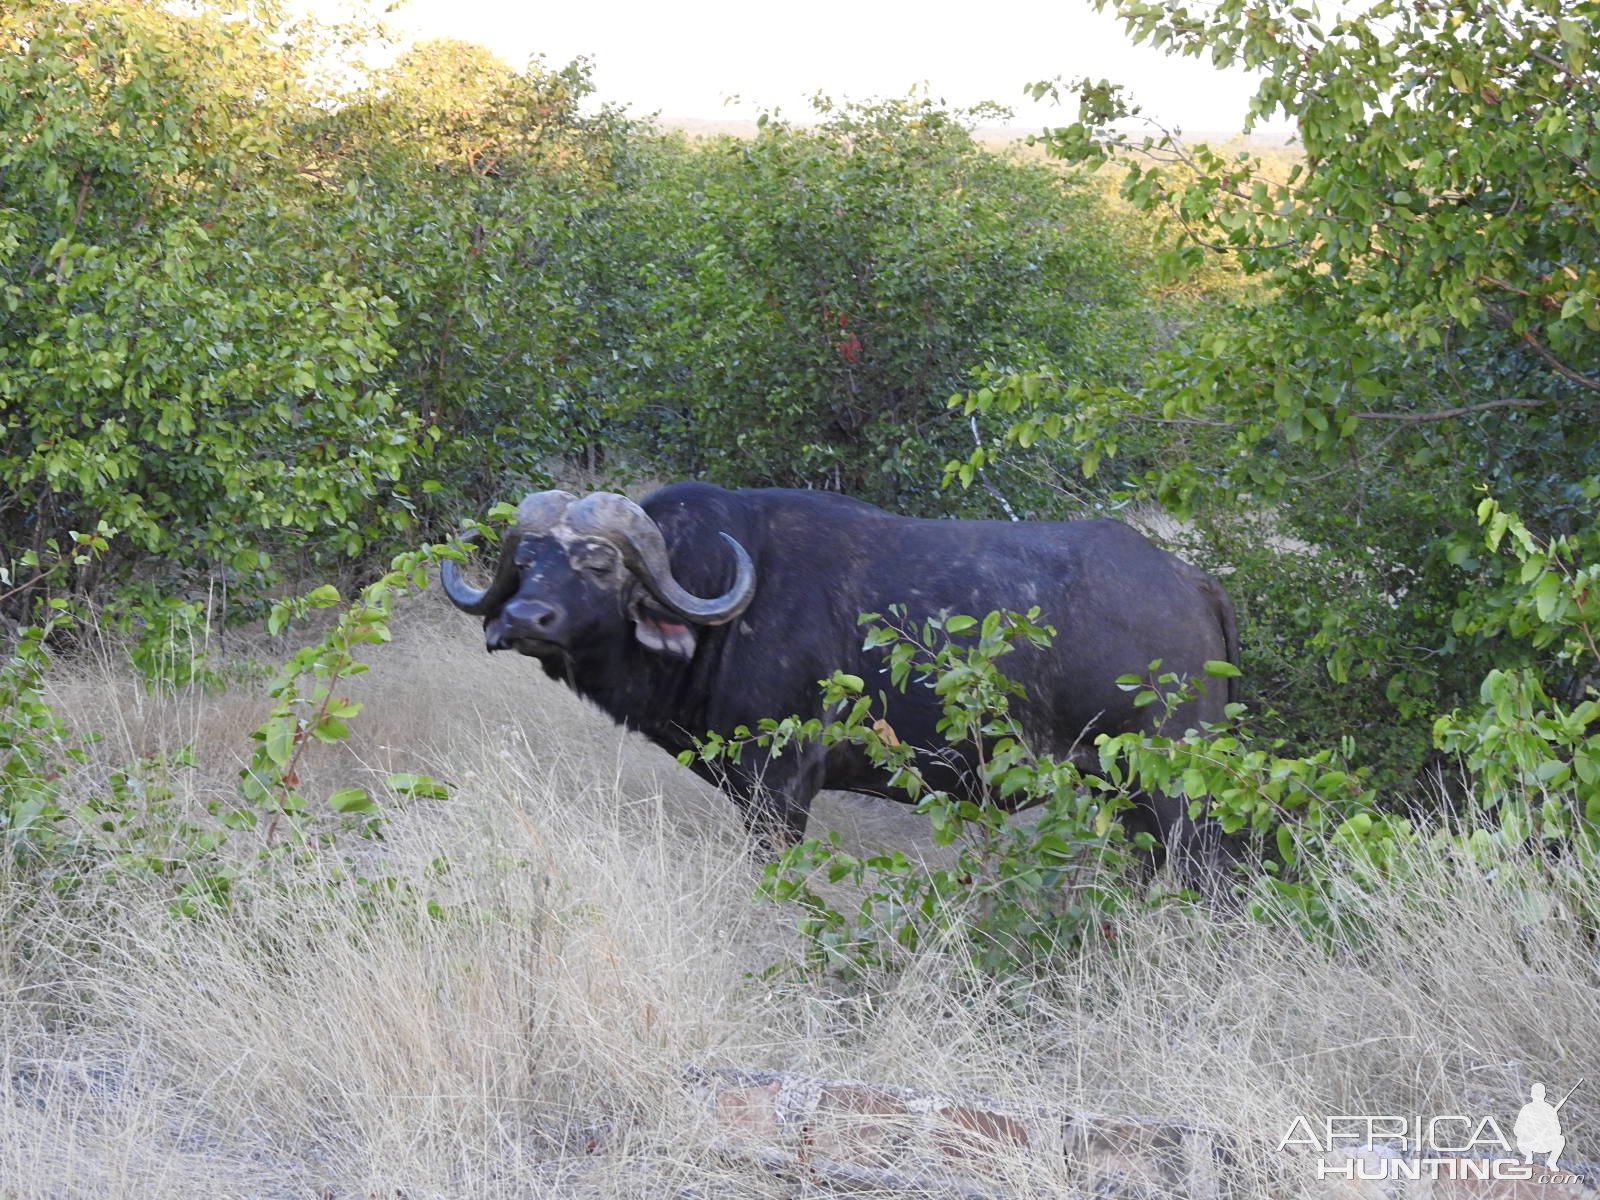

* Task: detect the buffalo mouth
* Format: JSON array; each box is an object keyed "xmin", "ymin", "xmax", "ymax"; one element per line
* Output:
[
  {"xmin": 496, "ymin": 637, "xmax": 562, "ymax": 658},
  {"xmin": 485, "ymin": 617, "xmax": 565, "ymax": 658}
]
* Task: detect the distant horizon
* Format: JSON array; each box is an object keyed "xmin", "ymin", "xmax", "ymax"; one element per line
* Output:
[
  {"xmin": 343, "ymin": 0, "xmax": 1295, "ymax": 138},
  {"xmin": 649, "ymin": 114, "xmax": 1301, "ymax": 146}
]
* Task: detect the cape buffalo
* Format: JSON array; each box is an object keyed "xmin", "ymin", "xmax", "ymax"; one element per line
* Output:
[{"xmin": 442, "ymin": 482, "xmax": 1240, "ymax": 875}]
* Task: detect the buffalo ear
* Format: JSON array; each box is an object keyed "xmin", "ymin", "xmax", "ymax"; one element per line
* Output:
[{"xmin": 633, "ymin": 612, "xmax": 697, "ymax": 660}]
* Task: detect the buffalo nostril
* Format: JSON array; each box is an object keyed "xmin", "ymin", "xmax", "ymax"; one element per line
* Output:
[{"xmin": 503, "ymin": 599, "xmax": 562, "ymax": 635}]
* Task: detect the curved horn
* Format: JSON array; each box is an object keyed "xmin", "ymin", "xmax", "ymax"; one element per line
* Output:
[
  {"xmin": 441, "ymin": 490, "xmax": 578, "ymax": 615},
  {"xmin": 566, "ymin": 492, "xmax": 755, "ymax": 625},
  {"xmin": 514, "ymin": 489, "xmax": 578, "ymax": 534},
  {"xmin": 440, "ymin": 529, "xmax": 519, "ymax": 615}
]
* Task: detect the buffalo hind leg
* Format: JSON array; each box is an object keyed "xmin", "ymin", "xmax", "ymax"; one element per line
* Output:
[{"xmin": 1129, "ymin": 791, "xmax": 1242, "ymax": 896}]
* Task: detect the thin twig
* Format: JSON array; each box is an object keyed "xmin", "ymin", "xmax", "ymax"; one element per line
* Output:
[
  {"xmin": 969, "ymin": 416, "xmax": 1019, "ymax": 521},
  {"xmin": 1351, "ymin": 397, "xmax": 1553, "ymax": 423}
]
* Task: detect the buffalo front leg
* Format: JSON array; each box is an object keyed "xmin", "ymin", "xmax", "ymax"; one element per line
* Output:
[{"xmin": 720, "ymin": 743, "xmax": 828, "ymax": 855}]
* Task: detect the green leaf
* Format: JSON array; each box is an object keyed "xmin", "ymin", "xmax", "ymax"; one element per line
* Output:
[
  {"xmin": 309, "ymin": 717, "xmax": 351, "ymax": 743},
  {"xmin": 1275, "ymin": 823, "xmax": 1297, "ymax": 865},
  {"xmin": 386, "ymin": 772, "xmax": 451, "ymax": 800},
  {"xmin": 328, "ymin": 787, "xmax": 375, "ymax": 813},
  {"xmin": 262, "ymin": 721, "xmax": 295, "ymax": 768}
]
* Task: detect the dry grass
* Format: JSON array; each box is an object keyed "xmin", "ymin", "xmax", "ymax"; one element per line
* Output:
[{"xmin": 5, "ymin": 598, "xmax": 1599, "ymax": 1197}]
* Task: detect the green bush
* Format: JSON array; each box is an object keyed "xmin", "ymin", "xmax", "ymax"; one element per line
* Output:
[
  {"xmin": 1, "ymin": 531, "xmax": 108, "ymax": 873},
  {"xmin": 0, "ymin": 1, "xmax": 423, "ymax": 611},
  {"xmin": 1434, "ymin": 488, "xmax": 1600, "ymax": 850},
  {"xmin": 686, "ymin": 608, "xmax": 1144, "ymax": 976},
  {"xmin": 998, "ymin": 0, "xmax": 1600, "ymax": 786},
  {"xmin": 706, "ymin": 538, "xmax": 1599, "ymax": 976},
  {"xmin": 297, "ymin": 41, "xmax": 639, "ymax": 512},
  {"xmin": 4, "ymin": 1, "xmax": 1197, "ymax": 602},
  {"xmin": 604, "ymin": 95, "xmax": 1157, "ymax": 513}
]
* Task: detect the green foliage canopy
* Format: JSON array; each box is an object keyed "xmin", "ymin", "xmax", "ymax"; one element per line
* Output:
[
  {"xmin": 984, "ymin": 0, "xmax": 1600, "ymax": 779},
  {"xmin": 0, "ymin": 0, "xmax": 421, "ymax": 595},
  {"xmin": 296, "ymin": 40, "xmax": 635, "ymax": 505},
  {"xmin": 1040, "ymin": 0, "xmax": 1598, "ymax": 520},
  {"xmin": 613, "ymin": 95, "xmax": 1150, "ymax": 510}
]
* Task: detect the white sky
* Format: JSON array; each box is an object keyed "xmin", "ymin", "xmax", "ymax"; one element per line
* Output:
[{"xmin": 364, "ymin": 0, "xmax": 1285, "ymax": 135}]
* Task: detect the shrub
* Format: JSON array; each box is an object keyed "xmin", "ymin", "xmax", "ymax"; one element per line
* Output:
[
  {"xmin": 602, "ymin": 95, "xmax": 1157, "ymax": 514},
  {"xmin": 1007, "ymin": 0, "xmax": 1600, "ymax": 786},
  {"xmin": 0, "ymin": 1, "xmax": 425, "ymax": 613}
]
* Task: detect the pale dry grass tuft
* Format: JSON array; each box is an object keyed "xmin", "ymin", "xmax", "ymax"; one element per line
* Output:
[{"xmin": 5, "ymin": 599, "xmax": 1599, "ymax": 1197}]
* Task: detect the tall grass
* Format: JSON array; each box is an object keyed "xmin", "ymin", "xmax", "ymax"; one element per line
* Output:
[{"xmin": 4, "ymin": 600, "xmax": 1596, "ymax": 1196}]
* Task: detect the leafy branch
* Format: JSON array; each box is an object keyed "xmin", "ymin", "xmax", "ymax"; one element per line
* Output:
[{"xmin": 237, "ymin": 546, "xmax": 459, "ymax": 850}]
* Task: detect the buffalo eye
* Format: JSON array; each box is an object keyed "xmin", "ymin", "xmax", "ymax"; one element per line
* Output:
[{"xmin": 571, "ymin": 540, "xmax": 620, "ymax": 577}]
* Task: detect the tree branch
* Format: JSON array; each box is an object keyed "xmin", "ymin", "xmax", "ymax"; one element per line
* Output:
[
  {"xmin": 1125, "ymin": 412, "xmax": 1235, "ymax": 428},
  {"xmin": 1350, "ymin": 396, "xmax": 1552, "ymax": 423},
  {"xmin": 1481, "ymin": 297, "xmax": 1600, "ymax": 394}
]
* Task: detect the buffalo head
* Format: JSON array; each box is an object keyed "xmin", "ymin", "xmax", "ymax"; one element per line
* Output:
[{"xmin": 441, "ymin": 490, "xmax": 756, "ymax": 661}]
